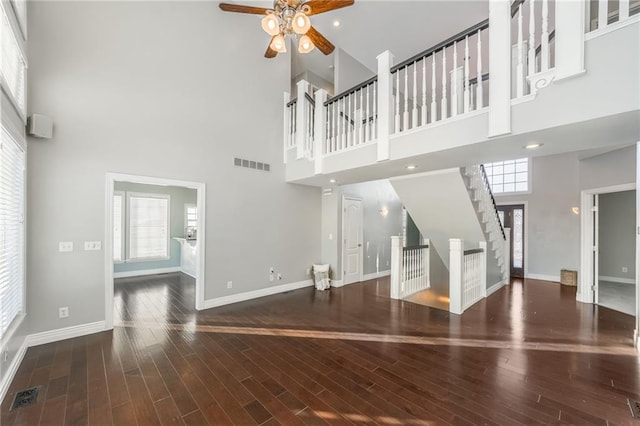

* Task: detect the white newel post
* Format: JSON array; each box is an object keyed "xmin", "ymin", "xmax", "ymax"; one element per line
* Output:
[
  {"xmin": 424, "ymin": 237, "xmax": 431, "ymax": 288},
  {"xmin": 283, "ymin": 92, "xmax": 290, "ymax": 164},
  {"xmin": 488, "ymin": 0, "xmax": 511, "ymax": 137},
  {"xmin": 480, "ymin": 241, "xmax": 488, "ymax": 297},
  {"xmin": 314, "ymin": 89, "xmax": 328, "ymax": 175},
  {"xmin": 449, "ymin": 239, "xmax": 464, "ymax": 315},
  {"xmin": 555, "ymin": 0, "xmax": 586, "ymax": 80},
  {"xmin": 390, "ymin": 236, "xmax": 402, "ymax": 299},
  {"xmin": 296, "ymin": 80, "xmax": 310, "ymax": 160},
  {"xmin": 376, "ymin": 50, "xmax": 394, "ymax": 162},
  {"xmin": 504, "ymin": 228, "xmax": 511, "ymax": 284}
]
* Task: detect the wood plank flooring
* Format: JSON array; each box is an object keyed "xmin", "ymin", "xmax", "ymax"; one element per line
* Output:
[{"xmin": 2, "ymin": 273, "xmax": 639, "ymax": 425}]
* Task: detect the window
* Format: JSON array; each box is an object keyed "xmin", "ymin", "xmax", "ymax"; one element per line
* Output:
[
  {"xmin": 483, "ymin": 158, "xmax": 529, "ymax": 194},
  {"xmin": 113, "ymin": 191, "xmax": 124, "ymax": 263},
  {"xmin": 185, "ymin": 204, "xmax": 197, "ymax": 230},
  {"xmin": 0, "ymin": 125, "xmax": 25, "ymax": 339},
  {"xmin": 127, "ymin": 193, "xmax": 170, "ymax": 261},
  {"xmin": 1, "ymin": 3, "xmax": 27, "ymax": 114}
]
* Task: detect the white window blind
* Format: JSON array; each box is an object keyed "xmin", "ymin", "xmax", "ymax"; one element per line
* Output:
[
  {"xmin": 113, "ymin": 192, "xmax": 124, "ymax": 262},
  {"xmin": 483, "ymin": 158, "xmax": 529, "ymax": 194},
  {"xmin": 0, "ymin": 126, "xmax": 25, "ymax": 339},
  {"xmin": 127, "ymin": 194, "xmax": 169, "ymax": 261},
  {"xmin": 1, "ymin": 4, "xmax": 26, "ymax": 114}
]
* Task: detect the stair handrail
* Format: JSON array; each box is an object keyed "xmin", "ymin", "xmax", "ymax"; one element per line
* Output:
[{"xmin": 479, "ymin": 164, "xmax": 506, "ymax": 241}]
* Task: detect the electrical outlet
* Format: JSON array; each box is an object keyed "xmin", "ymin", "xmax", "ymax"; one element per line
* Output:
[
  {"xmin": 269, "ymin": 267, "xmax": 275, "ymax": 274},
  {"xmin": 269, "ymin": 274, "xmax": 274, "ymax": 282},
  {"xmin": 306, "ymin": 268, "xmax": 311, "ymax": 276},
  {"xmin": 59, "ymin": 307, "xmax": 69, "ymax": 319},
  {"xmin": 227, "ymin": 281, "xmax": 233, "ymax": 289},
  {"xmin": 58, "ymin": 242, "xmax": 73, "ymax": 252},
  {"xmin": 622, "ymin": 267, "xmax": 628, "ymax": 273},
  {"xmin": 2, "ymin": 350, "xmax": 8, "ymax": 362},
  {"xmin": 84, "ymin": 241, "xmax": 102, "ymax": 251},
  {"xmin": 277, "ymin": 273, "xmax": 282, "ymax": 280}
]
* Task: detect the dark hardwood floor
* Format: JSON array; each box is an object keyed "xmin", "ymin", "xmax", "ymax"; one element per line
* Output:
[{"xmin": 2, "ymin": 273, "xmax": 639, "ymax": 425}]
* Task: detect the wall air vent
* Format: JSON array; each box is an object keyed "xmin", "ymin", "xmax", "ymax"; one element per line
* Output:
[
  {"xmin": 234, "ymin": 157, "xmax": 270, "ymax": 172},
  {"xmin": 323, "ymin": 188, "xmax": 333, "ymax": 196}
]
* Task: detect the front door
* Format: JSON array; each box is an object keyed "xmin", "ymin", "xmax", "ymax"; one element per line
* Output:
[
  {"xmin": 343, "ymin": 197, "xmax": 363, "ymax": 285},
  {"xmin": 497, "ymin": 204, "xmax": 525, "ymax": 277}
]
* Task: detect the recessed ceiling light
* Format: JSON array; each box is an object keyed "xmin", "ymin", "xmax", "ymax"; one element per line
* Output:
[
  {"xmin": 406, "ymin": 165, "xmax": 417, "ymax": 170},
  {"xmin": 524, "ymin": 142, "xmax": 543, "ymax": 149},
  {"xmin": 333, "ymin": 20, "xmax": 341, "ymax": 27},
  {"xmin": 329, "ymin": 178, "xmax": 336, "ymax": 183}
]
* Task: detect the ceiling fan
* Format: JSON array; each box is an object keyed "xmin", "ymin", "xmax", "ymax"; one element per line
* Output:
[{"xmin": 219, "ymin": 0, "xmax": 354, "ymax": 58}]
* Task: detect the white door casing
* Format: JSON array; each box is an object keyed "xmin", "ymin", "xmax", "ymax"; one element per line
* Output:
[{"xmin": 342, "ymin": 197, "xmax": 363, "ymax": 285}]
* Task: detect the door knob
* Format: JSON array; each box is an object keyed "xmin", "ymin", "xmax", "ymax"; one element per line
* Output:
[{"xmin": 358, "ymin": 243, "xmax": 362, "ymax": 247}]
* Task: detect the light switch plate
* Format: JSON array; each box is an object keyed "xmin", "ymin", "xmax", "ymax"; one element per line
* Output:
[{"xmin": 59, "ymin": 242, "xmax": 73, "ymax": 252}]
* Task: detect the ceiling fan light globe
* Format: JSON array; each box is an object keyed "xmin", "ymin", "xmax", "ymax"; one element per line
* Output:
[
  {"xmin": 298, "ymin": 35, "xmax": 314, "ymax": 53},
  {"xmin": 292, "ymin": 11, "xmax": 311, "ymax": 34},
  {"xmin": 270, "ymin": 34, "xmax": 287, "ymax": 53},
  {"xmin": 261, "ymin": 14, "xmax": 280, "ymax": 36}
]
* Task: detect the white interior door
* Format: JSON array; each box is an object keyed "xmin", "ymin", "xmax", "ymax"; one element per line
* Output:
[
  {"xmin": 342, "ymin": 197, "xmax": 363, "ymax": 285},
  {"xmin": 593, "ymin": 194, "xmax": 599, "ymax": 304}
]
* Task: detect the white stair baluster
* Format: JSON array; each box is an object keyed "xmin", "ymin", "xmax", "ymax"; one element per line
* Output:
[
  {"xmin": 476, "ymin": 30, "xmax": 483, "ymax": 109},
  {"xmin": 516, "ymin": 4, "xmax": 524, "ymax": 98},
  {"xmin": 365, "ymin": 84, "xmax": 371, "ymax": 142},
  {"xmin": 395, "ymin": 71, "xmax": 401, "ymax": 133},
  {"xmin": 373, "ymin": 82, "xmax": 377, "ymax": 139},
  {"xmin": 441, "ymin": 47, "xmax": 448, "ymax": 120},
  {"xmin": 464, "ymin": 36, "xmax": 470, "ymax": 113},
  {"xmin": 528, "ymin": 0, "xmax": 536, "ymax": 78},
  {"xmin": 541, "ymin": 0, "xmax": 550, "ymax": 71},
  {"xmin": 431, "ymin": 53, "xmax": 437, "ymax": 123},
  {"xmin": 412, "ymin": 62, "xmax": 419, "ymax": 129},
  {"xmin": 452, "ymin": 42, "xmax": 458, "ymax": 116},
  {"xmin": 421, "ymin": 57, "xmax": 427, "ymax": 126},
  {"xmin": 359, "ymin": 88, "xmax": 364, "ymax": 144},
  {"xmin": 403, "ymin": 67, "xmax": 410, "ymax": 131}
]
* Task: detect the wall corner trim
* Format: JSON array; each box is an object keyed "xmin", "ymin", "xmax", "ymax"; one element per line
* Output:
[
  {"xmin": 26, "ymin": 321, "xmax": 107, "ymax": 348},
  {"xmin": 0, "ymin": 340, "xmax": 27, "ymax": 405},
  {"xmin": 203, "ymin": 280, "xmax": 314, "ymax": 309}
]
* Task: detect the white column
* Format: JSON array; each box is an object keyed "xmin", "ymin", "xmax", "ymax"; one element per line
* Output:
[
  {"xmin": 376, "ymin": 50, "xmax": 395, "ymax": 162},
  {"xmin": 488, "ymin": 0, "xmax": 512, "ymax": 137},
  {"xmin": 449, "ymin": 239, "xmax": 464, "ymax": 315},
  {"xmin": 555, "ymin": 0, "xmax": 586, "ymax": 80},
  {"xmin": 313, "ymin": 89, "xmax": 328, "ymax": 175},
  {"xmin": 296, "ymin": 80, "xmax": 310, "ymax": 160},
  {"xmin": 480, "ymin": 241, "xmax": 488, "ymax": 297},
  {"xmin": 283, "ymin": 91, "xmax": 290, "ymax": 164},
  {"xmin": 390, "ymin": 236, "xmax": 403, "ymax": 299}
]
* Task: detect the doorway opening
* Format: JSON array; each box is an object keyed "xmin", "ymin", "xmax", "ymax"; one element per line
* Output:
[
  {"xmin": 497, "ymin": 204, "xmax": 526, "ymax": 277},
  {"xmin": 104, "ymin": 173, "xmax": 206, "ymax": 330}
]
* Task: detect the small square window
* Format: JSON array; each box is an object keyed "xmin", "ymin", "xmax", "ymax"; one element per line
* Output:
[{"xmin": 483, "ymin": 158, "xmax": 530, "ymax": 194}]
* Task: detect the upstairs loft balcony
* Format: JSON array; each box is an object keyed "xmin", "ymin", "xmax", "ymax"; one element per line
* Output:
[{"xmin": 283, "ymin": 0, "xmax": 640, "ymax": 186}]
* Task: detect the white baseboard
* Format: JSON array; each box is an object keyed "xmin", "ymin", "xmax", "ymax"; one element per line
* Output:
[
  {"xmin": 26, "ymin": 321, "xmax": 106, "ymax": 347},
  {"xmin": 526, "ymin": 273, "xmax": 560, "ymax": 283},
  {"xmin": 599, "ymin": 275, "xmax": 635, "ymax": 285},
  {"xmin": 331, "ymin": 280, "xmax": 344, "ymax": 288},
  {"xmin": 363, "ymin": 270, "xmax": 390, "ymax": 281},
  {"xmin": 0, "ymin": 340, "xmax": 27, "ymax": 405},
  {"xmin": 181, "ymin": 269, "xmax": 197, "ymax": 279},
  {"xmin": 486, "ymin": 280, "xmax": 505, "ymax": 296},
  {"xmin": 114, "ymin": 267, "xmax": 181, "ymax": 279},
  {"xmin": 204, "ymin": 280, "xmax": 313, "ymax": 309}
]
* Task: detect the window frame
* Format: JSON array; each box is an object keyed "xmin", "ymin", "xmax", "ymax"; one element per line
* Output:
[
  {"xmin": 0, "ymin": 124, "xmax": 26, "ymax": 345},
  {"xmin": 113, "ymin": 191, "xmax": 125, "ymax": 264},
  {"xmin": 484, "ymin": 157, "xmax": 532, "ymax": 197},
  {"xmin": 0, "ymin": 1, "xmax": 28, "ymax": 119},
  {"xmin": 125, "ymin": 192, "xmax": 171, "ymax": 263}
]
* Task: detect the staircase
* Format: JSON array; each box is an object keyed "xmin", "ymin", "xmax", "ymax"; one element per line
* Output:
[
  {"xmin": 461, "ymin": 165, "xmax": 510, "ymax": 282},
  {"xmin": 389, "ymin": 165, "xmax": 509, "ymax": 314}
]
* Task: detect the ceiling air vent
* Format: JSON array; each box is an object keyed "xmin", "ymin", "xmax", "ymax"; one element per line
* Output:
[{"xmin": 234, "ymin": 157, "xmax": 271, "ymax": 172}]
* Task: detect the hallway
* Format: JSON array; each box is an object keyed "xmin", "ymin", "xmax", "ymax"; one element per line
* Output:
[{"xmin": 2, "ymin": 274, "xmax": 639, "ymax": 425}]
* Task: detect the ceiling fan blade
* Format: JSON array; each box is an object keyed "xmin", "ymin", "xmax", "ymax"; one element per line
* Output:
[
  {"xmin": 219, "ymin": 3, "xmax": 271, "ymax": 15},
  {"xmin": 307, "ymin": 26, "xmax": 335, "ymax": 55},
  {"xmin": 304, "ymin": 0, "xmax": 354, "ymax": 16},
  {"xmin": 265, "ymin": 37, "xmax": 278, "ymax": 58}
]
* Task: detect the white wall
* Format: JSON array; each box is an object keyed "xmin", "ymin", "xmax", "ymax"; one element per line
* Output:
[
  {"xmin": 498, "ymin": 153, "xmax": 581, "ymax": 280},
  {"xmin": 26, "ymin": 1, "xmax": 321, "ymax": 334},
  {"xmin": 599, "ymin": 190, "xmax": 636, "ymax": 281},
  {"xmin": 334, "ymin": 48, "xmax": 376, "ymax": 94}
]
